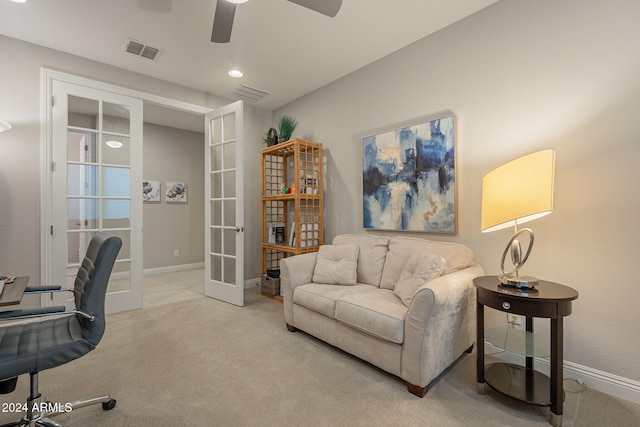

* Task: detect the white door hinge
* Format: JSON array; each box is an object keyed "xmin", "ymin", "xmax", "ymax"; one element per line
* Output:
[
  {"xmin": 51, "ymin": 161, "xmax": 56, "ymax": 172},
  {"xmin": 51, "ymin": 95, "xmax": 56, "ymax": 107}
]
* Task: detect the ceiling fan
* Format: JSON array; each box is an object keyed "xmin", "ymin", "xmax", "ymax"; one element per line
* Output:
[{"xmin": 211, "ymin": 0, "xmax": 343, "ymax": 43}]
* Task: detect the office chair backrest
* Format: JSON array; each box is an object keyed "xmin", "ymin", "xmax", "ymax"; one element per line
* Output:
[{"xmin": 73, "ymin": 233, "xmax": 122, "ymax": 346}]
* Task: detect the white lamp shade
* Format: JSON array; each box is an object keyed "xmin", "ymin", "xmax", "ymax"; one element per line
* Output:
[{"xmin": 481, "ymin": 149, "xmax": 555, "ymax": 233}]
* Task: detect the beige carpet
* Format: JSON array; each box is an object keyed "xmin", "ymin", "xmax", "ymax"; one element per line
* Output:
[{"xmin": 1, "ymin": 287, "xmax": 639, "ymax": 427}]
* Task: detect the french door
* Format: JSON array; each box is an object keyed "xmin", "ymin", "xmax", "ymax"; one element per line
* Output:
[
  {"xmin": 204, "ymin": 101, "xmax": 245, "ymax": 306},
  {"xmin": 49, "ymin": 80, "xmax": 143, "ymax": 314}
]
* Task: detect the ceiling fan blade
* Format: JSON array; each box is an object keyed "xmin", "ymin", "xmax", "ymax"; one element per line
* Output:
[
  {"xmin": 287, "ymin": 0, "xmax": 342, "ymax": 18},
  {"xmin": 211, "ymin": 0, "xmax": 236, "ymax": 43}
]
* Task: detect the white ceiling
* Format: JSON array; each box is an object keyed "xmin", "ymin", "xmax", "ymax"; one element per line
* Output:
[{"xmin": 1, "ymin": 0, "xmax": 497, "ymax": 118}]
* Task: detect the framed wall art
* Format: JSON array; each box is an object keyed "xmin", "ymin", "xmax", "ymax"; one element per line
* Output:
[
  {"xmin": 362, "ymin": 114, "xmax": 457, "ymax": 233},
  {"xmin": 166, "ymin": 181, "xmax": 188, "ymax": 203},
  {"xmin": 143, "ymin": 180, "xmax": 160, "ymax": 202}
]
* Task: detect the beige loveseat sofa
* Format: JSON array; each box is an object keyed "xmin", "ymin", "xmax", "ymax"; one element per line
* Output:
[{"xmin": 280, "ymin": 234, "xmax": 484, "ymax": 397}]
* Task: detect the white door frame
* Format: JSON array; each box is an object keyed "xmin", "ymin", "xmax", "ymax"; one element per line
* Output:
[{"xmin": 40, "ymin": 69, "xmax": 212, "ymax": 308}]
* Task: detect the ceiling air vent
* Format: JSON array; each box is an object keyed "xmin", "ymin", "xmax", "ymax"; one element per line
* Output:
[
  {"xmin": 228, "ymin": 85, "xmax": 269, "ymax": 102},
  {"xmin": 124, "ymin": 38, "xmax": 162, "ymax": 61}
]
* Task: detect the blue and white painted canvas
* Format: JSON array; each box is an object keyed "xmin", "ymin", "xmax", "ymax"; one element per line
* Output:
[{"xmin": 362, "ymin": 115, "xmax": 456, "ymax": 233}]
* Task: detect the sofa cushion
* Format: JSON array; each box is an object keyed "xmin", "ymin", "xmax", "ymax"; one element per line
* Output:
[
  {"xmin": 294, "ymin": 284, "xmax": 374, "ymax": 319},
  {"xmin": 333, "ymin": 234, "xmax": 390, "ymax": 287},
  {"xmin": 312, "ymin": 245, "xmax": 359, "ymax": 285},
  {"xmin": 380, "ymin": 236, "xmax": 474, "ymax": 289},
  {"xmin": 393, "ymin": 251, "xmax": 446, "ymax": 306},
  {"xmin": 335, "ymin": 290, "xmax": 407, "ymax": 344}
]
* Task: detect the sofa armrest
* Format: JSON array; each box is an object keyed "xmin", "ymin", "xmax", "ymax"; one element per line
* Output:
[
  {"xmin": 280, "ymin": 252, "xmax": 318, "ymax": 324},
  {"xmin": 401, "ymin": 263, "xmax": 484, "ymax": 388}
]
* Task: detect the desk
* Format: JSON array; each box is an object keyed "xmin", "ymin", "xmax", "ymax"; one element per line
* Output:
[
  {"xmin": 0, "ymin": 276, "xmax": 30, "ymax": 306},
  {"xmin": 474, "ymin": 276, "xmax": 578, "ymax": 427}
]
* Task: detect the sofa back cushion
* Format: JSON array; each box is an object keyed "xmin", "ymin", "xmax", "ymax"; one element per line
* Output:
[
  {"xmin": 380, "ymin": 236, "xmax": 474, "ymax": 289},
  {"xmin": 393, "ymin": 251, "xmax": 446, "ymax": 306},
  {"xmin": 333, "ymin": 234, "xmax": 390, "ymax": 287},
  {"xmin": 312, "ymin": 244, "xmax": 359, "ymax": 285}
]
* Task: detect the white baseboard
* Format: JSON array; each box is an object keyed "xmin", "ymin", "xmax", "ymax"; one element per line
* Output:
[
  {"xmin": 143, "ymin": 263, "xmax": 205, "ymax": 276},
  {"xmin": 486, "ymin": 345, "xmax": 640, "ymax": 404},
  {"xmin": 244, "ymin": 277, "xmax": 261, "ymax": 289},
  {"xmin": 145, "ymin": 264, "xmax": 260, "ymax": 290}
]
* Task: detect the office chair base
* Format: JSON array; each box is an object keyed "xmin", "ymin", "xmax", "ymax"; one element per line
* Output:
[
  {"xmin": 0, "ymin": 396, "xmax": 116, "ymax": 427},
  {"xmin": 0, "ymin": 373, "xmax": 116, "ymax": 427}
]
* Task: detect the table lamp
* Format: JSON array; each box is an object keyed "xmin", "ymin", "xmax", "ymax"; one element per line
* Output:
[{"xmin": 481, "ymin": 149, "xmax": 555, "ymax": 288}]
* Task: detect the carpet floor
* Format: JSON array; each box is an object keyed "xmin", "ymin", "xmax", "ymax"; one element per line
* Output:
[{"xmin": 1, "ymin": 287, "xmax": 639, "ymax": 426}]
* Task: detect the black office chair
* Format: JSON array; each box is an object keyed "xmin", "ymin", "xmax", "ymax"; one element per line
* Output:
[{"xmin": 0, "ymin": 233, "xmax": 122, "ymax": 427}]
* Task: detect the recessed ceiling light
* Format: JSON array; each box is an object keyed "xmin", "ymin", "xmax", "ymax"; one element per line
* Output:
[
  {"xmin": 106, "ymin": 140, "xmax": 123, "ymax": 149},
  {"xmin": 226, "ymin": 0, "xmax": 249, "ymax": 4},
  {"xmin": 10, "ymin": 0, "xmax": 27, "ymax": 3},
  {"xmin": 228, "ymin": 69, "xmax": 244, "ymax": 78}
]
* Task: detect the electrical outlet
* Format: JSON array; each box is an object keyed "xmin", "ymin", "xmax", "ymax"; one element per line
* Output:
[{"xmin": 173, "ymin": 249, "xmax": 179, "ymax": 257}]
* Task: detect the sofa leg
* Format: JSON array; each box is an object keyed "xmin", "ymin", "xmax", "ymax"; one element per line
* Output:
[
  {"xmin": 465, "ymin": 343, "xmax": 474, "ymax": 353},
  {"xmin": 407, "ymin": 382, "xmax": 428, "ymax": 398},
  {"xmin": 286, "ymin": 323, "xmax": 298, "ymax": 332}
]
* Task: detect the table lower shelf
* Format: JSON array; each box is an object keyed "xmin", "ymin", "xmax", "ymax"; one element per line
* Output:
[{"xmin": 485, "ymin": 363, "xmax": 551, "ymax": 406}]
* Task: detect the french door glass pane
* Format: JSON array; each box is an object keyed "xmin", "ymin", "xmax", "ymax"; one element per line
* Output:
[
  {"xmin": 68, "ymin": 198, "xmax": 98, "ymax": 230},
  {"xmin": 109, "ymin": 260, "xmax": 131, "ymax": 292},
  {"xmin": 211, "ymin": 228, "xmax": 222, "ymax": 254},
  {"xmin": 223, "ymin": 229, "xmax": 236, "ymax": 255},
  {"xmin": 102, "ymin": 135, "xmax": 131, "ymax": 166},
  {"xmin": 211, "ymin": 172, "xmax": 222, "ymax": 198},
  {"xmin": 103, "ymin": 102, "xmax": 130, "ymax": 134},
  {"xmin": 68, "ymin": 165, "xmax": 98, "ymax": 196},
  {"xmin": 211, "ymin": 145, "xmax": 222, "ymax": 171},
  {"xmin": 223, "ymin": 257, "xmax": 235, "ymax": 284},
  {"xmin": 211, "ymin": 117, "xmax": 222, "ymax": 145},
  {"xmin": 223, "ymin": 142, "xmax": 235, "ymax": 169},
  {"xmin": 102, "ymin": 167, "xmax": 130, "ymax": 197},
  {"xmin": 68, "ymin": 96, "xmax": 98, "ymax": 129},
  {"xmin": 211, "ymin": 255, "xmax": 222, "ymax": 281},
  {"xmin": 212, "ymin": 200, "xmax": 222, "ymax": 226},
  {"xmin": 67, "ymin": 131, "xmax": 97, "ymax": 163},
  {"xmin": 223, "ymin": 200, "xmax": 235, "ymax": 227},
  {"xmin": 223, "ymin": 113, "xmax": 235, "ymax": 141},
  {"xmin": 223, "ymin": 171, "xmax": 235, "ymax": 197},
  {"xmin": 103, "ymin": 199, "xmax": 131, "ymax": 229}
]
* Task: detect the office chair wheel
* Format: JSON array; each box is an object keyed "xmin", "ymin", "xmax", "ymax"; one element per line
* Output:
[{"xmin": 102, "ymin": 399, "xmax": 116, "ymax": 411}]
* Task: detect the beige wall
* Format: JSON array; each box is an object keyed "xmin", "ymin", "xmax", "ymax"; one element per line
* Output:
[
  {"xmin": 142, "ymin": 123, "xmax": 205, "ymax": 269},
  {"xmin": 274, "ymin": 0, "xmax": 640, "ymax": 384}
]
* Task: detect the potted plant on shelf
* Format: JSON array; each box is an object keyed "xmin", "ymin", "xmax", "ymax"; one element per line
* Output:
[
  {"xmin": 277, "ymin": 115, "xmax": 298, "ymax": 143},
  {"xmin": 262, "ymin": 127, "xmax": 278, "ymax": 147}
]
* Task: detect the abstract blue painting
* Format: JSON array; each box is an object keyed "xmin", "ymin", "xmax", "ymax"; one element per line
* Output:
[{"xmin": 362, "ymin": 115, "xmax": 456, "ymax": 233}]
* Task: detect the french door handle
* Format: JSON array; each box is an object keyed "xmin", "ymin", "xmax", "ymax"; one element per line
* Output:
[{"xmin": 235, "ymin": 226, "xmax": 244, "ymax": 233}]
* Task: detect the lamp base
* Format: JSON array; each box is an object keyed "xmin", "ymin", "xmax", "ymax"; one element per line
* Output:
[{"xmin": 498, "ymin": 275, "xmax": 539, "ymax": 289}]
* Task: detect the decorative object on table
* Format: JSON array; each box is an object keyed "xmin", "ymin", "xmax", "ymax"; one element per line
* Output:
[
  {"xmin": 165, "ymin": 181, "xmax": 188, "ymax": 203},
  {"xmin": 263, "ymin": 127, "xmax": 278, "ymax": 147},
  {"xmin": 142, "ymin": 180, "xmax": 161, "ymax": 202},
  {"xmin": 277, "ymin": 115, "xmax": 299, "ymax": 142},
  {"xmin": 481, "ymin": 149, "xmax": 555, "ymax": 289},
  {"xmin": 362, "ymin": 114, "xmax": 457, "ymax": 233}
]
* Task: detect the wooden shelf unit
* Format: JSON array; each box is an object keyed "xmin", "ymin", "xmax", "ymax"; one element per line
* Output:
[{"xmin": 261, "ymin": 139, "xmax": 324, "ymax": 277}]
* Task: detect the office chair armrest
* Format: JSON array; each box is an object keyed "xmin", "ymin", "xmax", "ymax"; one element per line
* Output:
[
  {"xmin": 0, "ymin": 306, "xmax": 67, "ymax": 320},
  {"xmin": 24, "ymin": 285, "xmax": 72, "ymax": 294},
  {"xmin": 0, "ymin": 307, "xmax": 94, "ymax": 321}
]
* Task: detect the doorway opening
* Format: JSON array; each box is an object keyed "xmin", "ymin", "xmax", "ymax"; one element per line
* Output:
[{"xmin": 141, "ymin": 102, "xmax": 206, "ymax": 307}]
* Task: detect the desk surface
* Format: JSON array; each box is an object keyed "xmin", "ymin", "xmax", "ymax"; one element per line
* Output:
[{"xmin": 0, "ymin": 276, "xmax": 30, "ymax": 307}]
